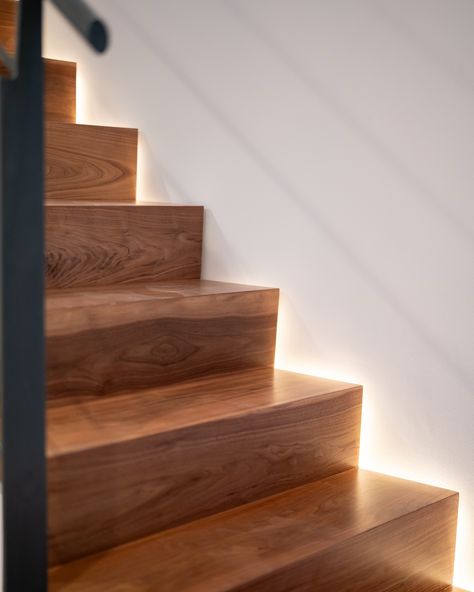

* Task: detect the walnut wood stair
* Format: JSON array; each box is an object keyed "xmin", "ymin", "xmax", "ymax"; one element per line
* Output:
[
  {"xmin": 38, "ymin": 43, "xmax": 461, "ymax": 592},
  {"xmin": 44, "ymin": 59, "xmax": 76, "ymax": 123},
  {"xmin": 49, "ymin": 470, "xmax": 458, "ymax": 592},
  {"xmin": 48, "ymin": 368, "xmax": 362, "ymax": 564},
  {"xmin": 45, "ymin": 123, "xmax": 138, "ymax": 202},
  {"xmin": 46, "ymin": 200, "xmax": 203, "ymax": 288},
  {"xmin": 47, "ymin": 280, "xmax": 278, "ymax": 402}
]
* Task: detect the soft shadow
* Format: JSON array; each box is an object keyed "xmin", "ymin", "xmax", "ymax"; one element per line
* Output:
[
  {"xmin": 362, "ymin": 0, "xmax": 474, "ymax": 96},
  {"xmin": 224, "ymin": 0, "xmax": 474, "ymax": 247},
  {"xmin": 152, "ymin": 162, "xmax": 248, "ymax": 281},
  {"xmin": 112, "ymin": 1, "xmax": 473, "ymax": 392}
]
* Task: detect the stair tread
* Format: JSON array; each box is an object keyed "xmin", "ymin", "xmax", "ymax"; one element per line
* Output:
[
  {"xmin": 47, "ymin": 367, "xmax": 360, "ymax": 456},
  {"xmin": 48, "ymin": 368, "xmax": 361, "ymax": 563},
  {"xmin": 46, "ymin": 199, "xmax": 199, "ymax": 207},
  {"xmin": 46, "ymin": 280, "xmax": 279, "ymax": 399},
  {"xmin": 48, "ymin": 121, "xmax": 136, "ymax": 132},
  {"xmin": 47, "ymin": 279, "xmax": 276, "ymax": 327},
  {"xmin": 47, "ymin": 278, "xmax": 272, "ymax": 298},
  {"xmin": 48, "ymin": 468, "xmax": 457, "ymax": 592},
  {"xmin": 46, "ymin": 280, "xmax": 278, "ymax": 400},
  {"xmin": 45, "ymin": 57, "xmax": 75, "ymax": 67}
]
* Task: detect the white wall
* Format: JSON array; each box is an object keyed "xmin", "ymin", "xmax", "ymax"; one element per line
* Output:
[{"xmin": 44, "ymin": 1, "xmax": 474, "ymax": 587}]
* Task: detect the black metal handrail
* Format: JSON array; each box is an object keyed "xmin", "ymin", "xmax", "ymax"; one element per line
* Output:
[
  {"xmin": 50, "ymin": 0, "xmax": 108, "ymax": 53},
  {"xmin": 0, "ymin": 1, "xmax": 107, "ymax": 589}
]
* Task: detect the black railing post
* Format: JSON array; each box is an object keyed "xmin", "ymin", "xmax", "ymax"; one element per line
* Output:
[{"xmin": 0, "ymin": 0, "xmax": 47, "ymax": 589}]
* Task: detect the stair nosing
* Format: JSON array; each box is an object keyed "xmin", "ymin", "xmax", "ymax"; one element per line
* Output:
[
  {"xmin": 48, "ymin": 469, "xmax": 458, "ymax": 591},
  {"xmin": 48, "ymin": 376, "xmax": 361, "ymax": 458},
  {"xmin": 46, "ymin": 281, "xmax": 280, "ymax": 326},
  {"xmin": 45, "ymin": 199, "xmax": 204, "ymax": 208}
]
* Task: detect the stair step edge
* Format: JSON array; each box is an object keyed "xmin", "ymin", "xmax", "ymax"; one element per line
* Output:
[
  {"xmin": 48, "ymin": 469, "xmax": 459, "ymax": 592},
  {"xmin": 47, "ymin": 367, "xmax": 362, "ymax": 456}
]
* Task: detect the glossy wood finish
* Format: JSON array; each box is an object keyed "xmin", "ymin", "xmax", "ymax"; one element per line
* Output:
[
  {"xmin": 46, "ymin": 201, "xmax": 203, "ymax": 289},
  {"xmin": 377, "ymin": 577, "xmax": 463, "ymax": 592},
  {"xmin": 46, "ymin": 280, "xmax": 279, "ymax": 401},
  {"xmin": 0, "ymin": 0, "xmax": 16, "ymax": 77},
  {"xmin": 48, "ymin": 469, "xmax": 458, "ymax": 592},
  {"xmin": 40, "ymin": 35, "xmax": 461, "ymax": 591},
  {"xmin": 0, "ymin": 0, "xmax": 15, "ymax": 51},
  {"xmin": 48, "ymin": 368, "xmax": 362, "ymax": 564},
  {"xmin": 1, "ymin": 52, "xmax": 76, "ymax": 116},
  {"xmin": 45, "ymin": 123, "xmax": 138, "ymax": 202},
  {"xmin": 44, "ymin": 59, "xmax": 76, "ymax": 122}
]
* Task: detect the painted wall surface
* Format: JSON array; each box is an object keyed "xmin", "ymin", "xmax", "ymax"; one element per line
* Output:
[{"xmin": 45, "ymin": 1, "xmax": 474, "ymax": 587}]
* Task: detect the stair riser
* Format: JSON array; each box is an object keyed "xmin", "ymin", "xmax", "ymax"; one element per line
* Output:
[
  {"xmin": 44, "ymin": 59, "xmax": 76, "ymax": 123},
  {"xmin": 47, "ymin": 290, "xmax": 279, "ymax": 401},
  {"xmin": 1, "ymin": 55, "xmax": 76, "ymax": 119},
  {"xmin": 0, "ymin": 0, "xmax": 16, "ymax": 77},
  {"xmin": 242, "ymin": 496, "xmax": 458, "ymax": 592},
  {"xmin": 46, "ymin": 204, "xmax": 203, "ymax": 288},
  {"xmin": 45, "ymin": 123, "xmax": 138, "ymax": 202},
  {"xmin": 48, "ymin": 388, "xmax": 362, "ymax": 564},
  {"xmin": 48, "ymin": 470, "xmax": 459, "ymax": 591}
]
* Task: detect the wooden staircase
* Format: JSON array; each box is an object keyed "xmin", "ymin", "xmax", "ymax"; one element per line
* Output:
[{"xmin": 41, "ymin": 54, "xmax": 461, "ymax": 591}]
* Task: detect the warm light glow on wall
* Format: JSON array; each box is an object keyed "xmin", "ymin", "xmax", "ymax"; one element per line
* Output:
[
  {"xmin": 273, "ymin": 365, "xmax": 472, "ymax": 590},
  {"xmin": 131, "ymin": 133, "xmax": 170, "ymax": 204},
  {"xmin": 274, "ymin": 299, "xmax": 361, "ymax": 385},
  {"xmin": 359, "ymin": 394, "xmax": 472, "ymax": 590},
  {"xmin": 453, "ymin": 502, "xmax": 473, "ymax": 591},
  {"xmin": 275, "ymin": 303, "xmax": 472, "ymax": 591},
  {"xmin": 61, "ymin": 70, "xmax": 474, "ymax": 592},
  {"xmin": 75, "ymin": 69, "xmax": 87, "ymax": 124}
]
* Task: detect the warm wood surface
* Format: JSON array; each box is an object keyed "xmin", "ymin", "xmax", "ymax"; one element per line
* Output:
[
  {"xmin": 377, "ymin": 578, "xmax": 462, "ymax": 592},
  {"xmin": 0, "ymin": 0, "xmax": 15, "ymax": 53},
  {"xmin": 46, "ymin": 201, "xmax": 203, "ymax": 288},
  {"xmin": 48, "ymin": 469, "xmax": 458, "ymax": 592},
  {"xmin": 0, "ymin": 0, "xmax": 16, "ymax": 78},
  {"xmin": 48, "ymin": 368, "xmax": 362, "ymax": 563},
  {"xmin": 45, "ymin": 59, "xmax": 76, "ymax": 123},
  {"xmin": 48, "ymin": 368, "xmax": 360, "ymax": 453},
  {"xmin": 1, "ymin": 53, "xmax": 76, "ymax": 114},
  {"xmin": 0, "ymin": 0, "xmax": 15, "ymax": 50},
  {"xmin": 5, "ymin": 5, "xmax": 460, "ymax": 586},
  {"xmin": 45, "ymin": 123, "xmax": 138, "ymax": 202},
  {"xmin": 46, "ymin": 280, "xmax": 279, "ymax": 401}
]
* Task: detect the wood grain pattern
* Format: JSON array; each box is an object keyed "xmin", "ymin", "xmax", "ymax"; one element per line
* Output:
[
  {"xmin": 45, "ymin": 123, "xmax": 138, "ymax": 202},
  {"xmin": 0, "ymin": 0, "xmax": 16, "ymax": 78},
  {"xmin": 0, "ymin": 0, "xmax": 15, "ymax": 53},
  {"xmin": 46, "ymin": 280, "xmax": 279, "ymax": 401},
  {"xmin": 47, "ymin": 368, "xmax": 362, "ymax": 564},
  {"xmin": 1, "ymin": 53, "xmax": 76, "ymax": 114},
  {"xmin": 46, "ymin": 201, "xmax": 203, "ymax": 288},
  {"xmin": 45, "ymin": 59, "xmax": 76, "ymax": 122},
  {"xmin": 382, "ymin": 584, "xmax": 468, "ymax": 592},
  {"xmin": 48, "ymin": 469, "xmax": 458, "ymax": 592}
]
